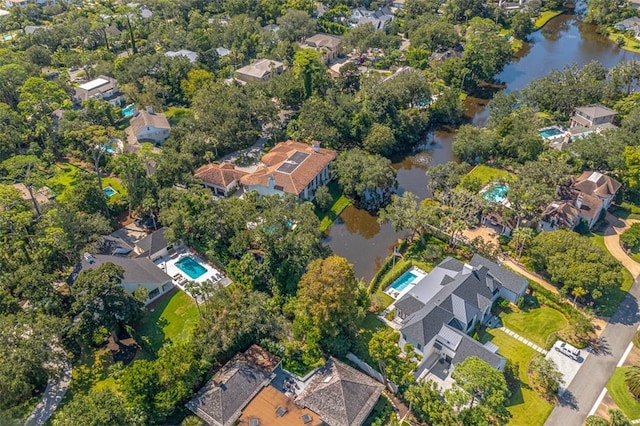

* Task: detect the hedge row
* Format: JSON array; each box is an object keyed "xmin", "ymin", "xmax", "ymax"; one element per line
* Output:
[{"xmin": 368, "ymin": 239, "xmax": 409, "ymax": 293}]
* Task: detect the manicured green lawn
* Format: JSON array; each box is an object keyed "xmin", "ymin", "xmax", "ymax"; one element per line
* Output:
[
  {"xmin": 586, "ymin": 231, "xmax": 607, "ymax": 252},
  {"xmin": 607, "ymin": 367, "xmax": 640, "ymax": 419},
  {"xmin": 164, "ymin": 107, "xmax": 192, "ymax": 125},
  {"xmin": 479, "ymin": 329, "xmax": 553, "ymax": 426},
  {"xmin": 315, "ymin": 181, "xmax": 351, "ymax": 232},
  {"xmin": 501, "ymin": 306, "xmax": 568, "ymax": 348},
  {"xmin": 607, "ymin": 30, "xmax": 640, "ymax": 54},
  {"xmin": 461, "ymin": 164, "xmax": 515, "ymax": 188},
  {"xmin": 102, "ymin": 176, "xmax": 127, "ymax": 205},
  {"xmin": 352, "ymin": 314, "xmax": 388, "ymax": 367},
  {"xmin": 534, "ymin": 10, "xmax": 563, "ymax": 30},
  {"xmin": 46, "ymin": 162, "xmax": 127, "ymax": 205},
  {"xmin": 134, "ymin": 289, "xmax": 199, "ymax": 354},
  {"xmin": 598, "ymin": 265, "xmax": 635, "ymax": 317}
]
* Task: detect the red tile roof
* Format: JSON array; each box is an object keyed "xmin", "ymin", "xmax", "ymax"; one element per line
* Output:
[{"xmin": 195, "ymin": 162, "xmax": 247, "ymax": 189}]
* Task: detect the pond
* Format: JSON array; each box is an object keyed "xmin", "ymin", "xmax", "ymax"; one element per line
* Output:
[{"xmin": 326, "ymin": 3, "xmax": 639, "ymax": 282}]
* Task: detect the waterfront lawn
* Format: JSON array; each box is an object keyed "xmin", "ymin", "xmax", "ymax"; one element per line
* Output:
[
  {"xmin": 478, "ymin": 328, "xmax": 553, "ymax": 426},
  {"xmin": 461, "ymin": 164, "xmax": 514, "ymax": 188},
  {"xmin": 315, "ymin": 181, "xmax": 351, "ymax": 232},
  {"xmin": 607, "ymin": 29, "xmax": 640, "ymax": 54},
  {"xmin": 606, "ymin": 367, "xmax": 640, "ymax": 419},
  {"xmin": 352, "ymin": 314, "xmax": 388, "ymax": 367},
  {"xmin": 534, "ymin": 10, "xmax": 563, "ymax": 30},
  {"xmin": 134, "ymin": 289, "xmax": 199, "ymax": 355},
  {"xmin": 500, "ymin": 304, "xmax": 568, "ymax": 348}
]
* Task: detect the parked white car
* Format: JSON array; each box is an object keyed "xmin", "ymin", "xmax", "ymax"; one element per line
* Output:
[{"xmin": 556, "ymin": 342, "xmax": 581, "ymax": 361}]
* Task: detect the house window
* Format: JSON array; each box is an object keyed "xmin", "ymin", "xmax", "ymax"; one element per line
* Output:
[
  {"xmin": 416, "ymin": 343, "xmax": 422, "ymax": 350},
  {"xmin": 148, "ymin": 288, "xmax": 160, "ymax": 300}
]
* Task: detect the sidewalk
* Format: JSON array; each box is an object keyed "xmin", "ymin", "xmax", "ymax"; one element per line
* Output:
[
  {"xmin": 500, "ymin": 326, "xmax": 548, "ymax": 355},
  {"xmin": 26, "ymin": 359, "xmax": 72, "ymax": 426},
  {"xmin": 502, "ymin": 259, "xmax": 559, "ymax": 295}
]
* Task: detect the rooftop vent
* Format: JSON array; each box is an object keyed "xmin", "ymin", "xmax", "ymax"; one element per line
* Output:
[
  {"xmin": 301, "ymin": 414, "xmax": 313, "ymax": 424},
  {"xmin": 250, "ymin": 418, "xmax": 260, "ymax": 426},
  {"xmin": 276, "ymin": 407, "xmax": 287, "ymax": 417}
]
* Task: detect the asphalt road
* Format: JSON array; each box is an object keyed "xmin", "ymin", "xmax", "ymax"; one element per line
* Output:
[{"xmin": 545, "ymin": 277, "xmax": 640, "ymax": 426}]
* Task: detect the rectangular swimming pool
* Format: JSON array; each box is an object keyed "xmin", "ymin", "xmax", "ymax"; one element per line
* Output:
[
  {"xmin": 540, "ymin": 127, "xmax": 563, "ymax": 138},
  {"xmin": 389, "ymin": 270, "xmax": 417, "ymax": 293},
  {"xmin": 103, "ymin": 186, "xmax": 117, "ymax": 197},
  {"xmin": 175, "ymin": 256, "xmax": 207, "ymax": 280}
]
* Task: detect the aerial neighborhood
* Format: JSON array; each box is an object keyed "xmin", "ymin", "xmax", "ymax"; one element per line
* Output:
[{"xmin": 4, "ymin": 0, "xmax": 640, "ymax": 425}]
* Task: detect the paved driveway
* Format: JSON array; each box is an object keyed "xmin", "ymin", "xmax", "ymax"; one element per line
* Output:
[
  {"xmin": 546, "ymin": 341, "xmax": 588, "ymax": 395},
  {"xmin": 545, "ymin": 277, "xmax": 640, "ymax": 426}
]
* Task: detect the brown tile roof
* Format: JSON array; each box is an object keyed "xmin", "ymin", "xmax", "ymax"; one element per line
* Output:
[
  {"xmin": 573, "ymin": 171, "xmax": 621, "ymax": 198},
  {"xmin": 296, "ymin": 358, "xmax": 384, "ymax": 426},
  {"xmin": 239, "ymin": 386, "xmax": 322, "ymax": 426},
  {"xmin": 240, "ymin": 141, "xmax": 337, "ymax": 196},
  {"xmin": 303, "ymin": 33, "xmax": 342, "ymax": 51},
  {"xmin": 195, "ymin": 162, "xmax": 247, "ymax": 189},
  {"xmin": 187, "ymin": 345, "xmax": 281, "ymax": 426},
  {"xmin": 128, "ymin": 110, "xmax": 170, "ymax": 136}
]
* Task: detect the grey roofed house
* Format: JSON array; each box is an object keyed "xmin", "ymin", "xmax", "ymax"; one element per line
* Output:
[
  {"xmin": 438, "ymin": 324, "xmax": 505, "ymax": 370},
  {"xmin": 262, "ymin": 23, "xmax": 279, "ymax": 31},
  {"xmin": 570, "ymin": 104, "xmax": 617, "ymax": 128},
  {"xmin": 215, "ymin": 47, "xmax": 231, "ymax": 57},
  {"xmin": 78, "ymin": 254, "xmax": 171, "ymax": 286},
  {"xmin": 614, "ymin": 16, "xmax": 640, "ymax": 33},
  {"xmin": 133, "ymin": 226, "xmax": 168, "ymax": 259},
  {"xmin": 469, "ymin": 254, "xmax": 527, "ymax": 298},
  {"xmin": 186, "ymin": 345, "xmax": 281, "ymax": 426},
  {"xmin": 165, "ymin": 49, "xmax": 199, "ymax": 63},
  {"xmin": 235, "ymin": 58, "xmax": 285, "ymax": 82},
  {"xmin": 296, "ymin": 357, "xmax": 384, "ymax": 426}
]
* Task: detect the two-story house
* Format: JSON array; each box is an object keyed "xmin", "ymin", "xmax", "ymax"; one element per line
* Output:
[
  {"xmin": 235, "ymin": 59, "xmax": 285, "ymax": 83},
  {"xmin": 393, "ymin": 255, "xmax": 527, "ymax": 386},
  {"xmin": 240, "ymin": 141, "xmax": 337, "ymax": 200},
  {"xmin": 125, "ymin": 107, "xmax": 171, "ymax": 145},
  {"xmin": 73, "ymin": 75, "xmax": 124, "ymax": 106},
  {"xmin": 301, "ymin": 33, "xmax": 343, "ymax": 65},
  {"xmin": 569, "ymin": 104, "xmax": 617, "ymax": 128}
]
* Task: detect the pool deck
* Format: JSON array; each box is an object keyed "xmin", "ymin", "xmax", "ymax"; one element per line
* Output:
[
  {"xmin": 384, "ymin": 266, "xmax": 428, "ymax": 300},
  {"xmin": 155, "ymin": 248, "xmax": 231, "ymax": 301}
]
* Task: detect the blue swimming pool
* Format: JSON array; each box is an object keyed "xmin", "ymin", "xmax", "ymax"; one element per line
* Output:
[
  {"xmin": 175, "ymin": 256, "xmax": 207, "ymax": 280},
  {"xmin": 103, "ymin": 186, "xmax": 117, "ymax": 197},
  {"xmin": 540, "ymin": 127, "xmax": 563, "ymax": 138},
  {"xmin": 389, "ymin": 270, "xmax": 417, "ymax": 293},
  {"xmin": 483, "ymin": 184, "xmax": 508, "ymax": 204},
  {"xmin": 122, "ymin": 104, "xmax": 135, "ymax": 118}
]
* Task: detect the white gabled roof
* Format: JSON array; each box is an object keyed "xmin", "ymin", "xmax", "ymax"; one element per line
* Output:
[{"xmin": 78, "ymin": 78, "xmax": 109, "ymax": 91}]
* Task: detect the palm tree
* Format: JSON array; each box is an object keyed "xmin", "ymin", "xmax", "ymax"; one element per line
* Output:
[
  {"xmin": 183, "ymin": 281, "xmax": 202, "ymax": 317},
  {"xmin": 625, "ymin": 366, "xmax": 640, "ymax": 399}
]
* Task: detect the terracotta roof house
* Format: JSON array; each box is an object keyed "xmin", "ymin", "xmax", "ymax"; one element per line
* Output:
[
  {"xmin": 296, "ymin": 358, "xmax": 384, "ymax": 426},
  {"xmin": 240, "ymin": 140, "xmax": 337, "ymax": 200},
  {"xmin": 238, "ymin": 385, "xmax": 322, "ymax": 426},
  {"xmin": 301, "ymin": 33, "xmax": 343, "ymax": 64},
  {"xmin": 235, "ymin": 59, "xmax": 285, "ymax": 83},
  {"xmin": 125, "ymin": 107, "xmax": 171, "ymax": 145},
  {"xmin": 569, "ymin": 104, "xmax": 617, "ymax": 128},
  {"xmin": 194, "ymin": 162, "xmax": 247, "ymax": 197},
  {"xmin": 539, "ymin": 171, "xmax": 621, "ymax": 231},
  {"xmin": 73, "ymin": 75, "xmax": 124, "ymax": 106},
  {"xmin": 392, "ymin": 255, "xmax": 522, "ymax": 386},
  {"xmin": 187, "ymin": 345, "xmax": 281, "ymax": 426}
]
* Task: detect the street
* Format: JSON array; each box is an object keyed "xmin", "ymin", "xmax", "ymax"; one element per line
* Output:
[{"xmin": 545, "ymin": 277, "xmax": 640, "ymax": 425}]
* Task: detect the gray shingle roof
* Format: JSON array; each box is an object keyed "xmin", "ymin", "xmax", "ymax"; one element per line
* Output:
[
  {"xmin": 401, "ymin": 305, "xmax": 455, "ymax": 346},
  {"xmin": 80, "ymin": 254, "xmax": 171, "ymax": 285},
  {"xmin": 469, "ymin": 254, "xmax": 527, "ymax": 296},
  {"xmin": 447, "ymin": 325, "xmax": 505, "ymax": 369},
  {"xmin": 394, "ymin": 294, "xmax": 425, "ymax": 317},
  {"xmin": 135, "ymin": 227, "xmax": 168, "ymax": 258},
  {"xmin": 296, "ymin": 358, "xmax": 383, "ymax": 426}
]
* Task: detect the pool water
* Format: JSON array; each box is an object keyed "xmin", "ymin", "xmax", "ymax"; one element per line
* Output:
[
  {"xmin": 389, "ymin": 270, "xmax": 417, "ymax": 293},
  {"xmin": 540, "ymin": 127, "xmax": 563, "ymax": 138},
  {"xmin": 122, "ymin": 104, "xmax": 135, "ymax": 117},
  {"xmin": 2, "ymin": 34, "xmax": 15, "ymax": 42},
  {"xmin": 175, "ymin": 256, "xmax": 207, "ymax": 280},
  {"xmin": 103, "ymin": 186, "xmax": 117, "ymax": 197},
  {"xmin": 483, "ymin": 184, "xmax": 508, "ymax": 204}
]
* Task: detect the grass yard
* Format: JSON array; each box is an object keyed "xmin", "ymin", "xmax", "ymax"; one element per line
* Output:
[
  {"xmin": 586, "ymin": 231, "xmax": 607, "ymax": 252},
  {"xmin": 461, "ymin": 164, "xmax": 515, "ymax": 188},
  {"xmin": 64, "ymin": 347, "xmax": 119, "ymax": 405},
  {"xmin": 134, "ymin": 289, "xmax": 199, "ymax": 354},
  {"xmin": 479, "ymin": 329, "xmax": 554, "ymax": 426},
  {"xmin": 598, "ymin": 264, "xmax": 635, "ymax": 318},
  {"xmin": 500, "ymin": 305, "xmax": 568, "ymax": 348},
  {"xmin": 352, "ymin": 314, "xmax": 388, "ymax": 367},
  {"xmin": 47, "ymin": 162, "xmax": 127, "ymax": 205},
  {"xmin": 315, "ymin": 181, "xmax": 351, "ymax": 232},
  {"xmin": 606, "ymin": 367, "xmax": 640, "ymax": 419},
  {"xmin": 164, "ymin": 107, "xmax": 192, "ymax": 125},
  {"xmin": 607, "ymin": 30, "xmax": 640, "ymax": 54},
  {"xmin": 534, "ymin": 10, "xmax": 563, "ymax": 30}
]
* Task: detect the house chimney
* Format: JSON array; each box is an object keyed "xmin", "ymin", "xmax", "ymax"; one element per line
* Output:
[
  {"xmin": 312, "ymin": 141, "xmax": 320, "ymax": 153},
  {"xmin": 576, "ymin": 193, "xmax": 584, "ymax": 209},
  {"xmin": 146, "ymin": 106, "xmax": 154, "ymax": 114},
  {"xmin": 133, "ymin": 108, "xmax": 139, "ymax": 117},
  {"xmin": 268, "ymin": 175, "xmax": 275, "ymax": 190}
]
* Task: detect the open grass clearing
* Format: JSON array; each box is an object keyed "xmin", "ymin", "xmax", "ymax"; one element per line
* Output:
[
  {"xmin": 315, "ymin": 181, "xmax": 351, "ymax": 232},
  {"xmin": 478, "ymin": 328, "xmax": 553, "ymax": 426},
  {"xmin": 606, "ymin": 367, "xmax": 640, "ymax": 420},
  {"xmin": 352, "ymin": 314, "xmax": 389, "ymax": 367},
  {"xmin": 134, "ymin": 289, "xmax": 199, "ymax": 355},
  {"xmin": 534, "ymin": 10, "xmax": 563, "ymax": 30},
  {"xmin": 500, "ymin": 304, "xmax": 568, "ymax": 348},
  {"xmin": 607, "ymin": 30, "xmax": 640, "ymax": 54},
  {"xmin": 461, "ymin": 164, "xmax": 515, "ymax": 188}
]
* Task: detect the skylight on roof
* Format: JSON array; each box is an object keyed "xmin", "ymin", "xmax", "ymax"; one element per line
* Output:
[
  {"xmin": 301, "ymin": 414, "xmax": 313, "ymax": 424},
  {"xmin": 250, "ymin": 418, "xmax": 260, "ymax": 426},
  {"xmin": 276, "ymin": 151, "xmax": 310, "ymax": 174},
  {"xmin": 588, "ymin": 171, "xmax": 603, "ymax": 182},
  {"xmin": 275, "ymin": 407, "xmax": 287, "ymax": 417},
  {"xmin": 78, "ymin": 78, "xmax": 109, "ymax": 91}
]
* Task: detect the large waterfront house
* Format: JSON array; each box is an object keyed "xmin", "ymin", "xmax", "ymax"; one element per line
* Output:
[{"xmin": 569, "ymin": 104, "xmax": 617, "ymax": 129}]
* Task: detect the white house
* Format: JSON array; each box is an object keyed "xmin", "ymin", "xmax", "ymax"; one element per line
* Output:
[
  {"xmin": 73, "ymin": 75, "xmax": 124, "ymax": 106},
  {"xmin": 125, "ymin": 107, "xmax": 171, "ymax": 145},
  {"xmin": 194, "ymin": 162, "xmax": 247, "ymax": 197},
  {"xmin": 235, "ymin": 58, "xmax": 284, "ymax": 83}
]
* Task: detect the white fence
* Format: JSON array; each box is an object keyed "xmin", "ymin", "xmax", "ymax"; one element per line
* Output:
[{"xmin": 347, "ymin": 352, "xmax": 398, "ymax": 394}]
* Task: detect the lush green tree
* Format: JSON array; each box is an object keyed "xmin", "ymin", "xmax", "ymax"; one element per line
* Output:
[
  {"xmin": 570, "ymin": 132, "xmax": 625, "ymax": 172},
  {"xmin": 277, "ymin": 9, "xmax": 316, "ymax": 42},
  {"xmin": 585, "ymin": 0, "xmax": 627, "ymax": 25},
  {"xmin": 405, "ymin": 381, "xmax": 459, "ymax": 425},
  {"xmin": 0, "ymin": 63, "xmax": 28, "ymax": 108},
  {"xmin": 293, "ymin": 48, "xmax": 327, "ymax": 98},
  {"xmin": 446, "ymin": 356, "xmax": 511, "ymax": 425},
  {"xmin": 509, "ymin": 11, "xmax": 534, "ymax": 39},
  {"xmin": 622, "ymin": 145, "xmax": 640, "ymax": 197},
  {"xmin": 293, "ymin": 255, "xmax": 368, "ymax": 355},
  {"xmin": 0, "ymin": 184, "xmax": 36, "ymax": 270},
  {"xmin": 463, "ymin": 18, "xmax": 511, "ymax": 82},
  {"xmin": 314, "ymin": 185, "xmax": 332, "ymax": 211},
  {"xmin": 118, "ymin": 359, "xmax": 160, "ymax": 420},
  {"xmin": 0, "ymin": 155, "xmax": 47, "ymax": 216},
  {"xmin": 338, "ymin": 61, "xmax": 361, "ymax": 93},
  {"xmin": 426, "ymin": 161, "xmax": 469, "ymax": 196},
  {"xmin": 369, "ymin": 328, "xmax": 417, "ymax": 391},
  {"xmin": 363, "ymin": 123, "xmax": 397, "ymax": 156},
  {"xmin": 452, "ymin": 125, "xmax": 496, "ymax": 163},
  {"xmin": 621, "ymin": 223, "xmax": 640, "ymax": 251},
  {"xmin": 430, "ymin": 87, "xmax": 466, "ymax": 125},
  {"xmin": 0, "ymin": 313, "xmax": 66, "ymax": 408},
  {"xmin": 410, "ymin": 20, "xmax": 459, "ymax": 52},
  {"xmin": 626, "ymin": 365, "xmax": 640, "ymax": 399},
  {"xmin": 334, "ymin": 149, "xmax": 398, "ymax": 211},
  {"xmin": 111, "ymin": 153, "xmax": 151, "ymax": 215},
  {"xmin": 52, "ymin": 389, "xmax": 134, "ymax": 426},
  {"xmin": 180, "ymin": 68, "xmax": 214, "ymax": 101},
  {"xmin": 528, "ymin": 355, "xmax": 563, "ymax": 399},
  {"xmin": 378, "ymin": 191, "xmax": 441, "ymax": 242},
  {"xmin": 69, "ymin": 263, "xmax": 144, "ymax": 345}
]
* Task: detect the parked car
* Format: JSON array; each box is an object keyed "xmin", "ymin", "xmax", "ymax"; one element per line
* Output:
[{"xmin": 556, "ymin": 342, "xmax": 581, "ymax": 360}]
